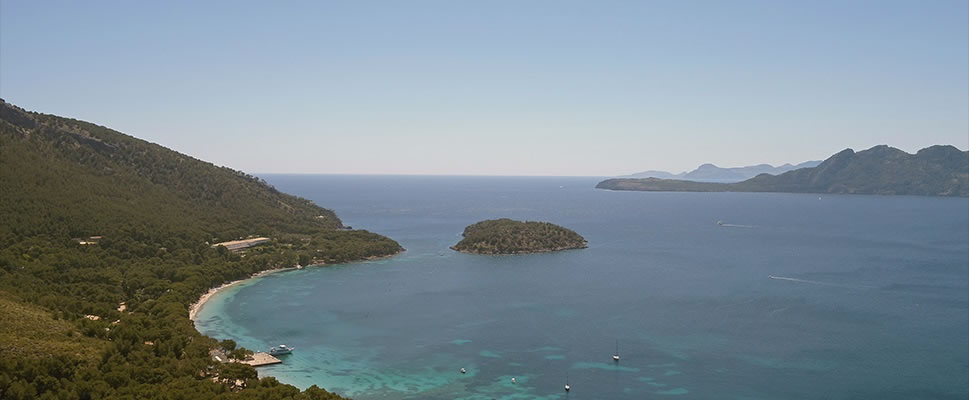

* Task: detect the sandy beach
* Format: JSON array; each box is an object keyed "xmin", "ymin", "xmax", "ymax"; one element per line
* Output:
[
  {"xmin": 189, "ymin": 266, "xmax": 298, "ymax": 321},
  {"xmin": 188, "ymin": 252, "xmax": 403, "ymax": 322}
]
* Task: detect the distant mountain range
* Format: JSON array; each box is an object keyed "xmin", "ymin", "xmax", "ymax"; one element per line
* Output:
[
  {"xmin": 624, "ymin": 161, "xmax": 822, "ymax": 183},
  {"xmin": 599, "ymin": 145, "xmax": 969, "ymax": 197}
]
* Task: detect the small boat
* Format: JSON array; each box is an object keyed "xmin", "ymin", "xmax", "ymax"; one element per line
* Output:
[
  {"xmin": 717, "ymin": 220, "xmax": 724, "ymax": 226},
  {"xmin": 565, "ymin": 374, "xmax": 570, "ymax": 392},
  {"xmin": 613, "ymin": 339, "xmax": 620, "ymax": 362},
  {"xmin": 460, "ymin": 368, "xmax": 466, "ymax": 374},
  {"xmin": 269, "ymin": 344, "xmax": 294, "ymax": 356},
  {"xmin": 511, "ymin": 377, "xmax": 516, "ymax": 384}
]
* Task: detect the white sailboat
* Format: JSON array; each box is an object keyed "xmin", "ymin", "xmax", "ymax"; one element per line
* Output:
[{"xmin": 613, "ymin": 339, "xmax": 620, "ymax": 362}]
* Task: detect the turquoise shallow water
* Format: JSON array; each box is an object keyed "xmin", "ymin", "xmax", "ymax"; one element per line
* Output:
[{"xmin": 194, "ymin": 175, "xmax": 969, "ymax": 399}]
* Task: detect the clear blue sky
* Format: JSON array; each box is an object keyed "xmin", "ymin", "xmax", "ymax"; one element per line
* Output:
[{"xmin": 2, "ymin": 1, "xmax": 967, "ymax": 175}]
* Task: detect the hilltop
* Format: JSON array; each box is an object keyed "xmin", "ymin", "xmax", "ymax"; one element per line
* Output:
[
  {"xmin": 452, "ymin": 219, "xmax": 587, "ymax": 255},
  {"xmin": 0, "ymin": 100, "xmax": 344, "ymax": 245},
  {"xmin": 0, "ymin": 100, "xmax": 402, "ymax": 399},
  {"xmin": 598, "ymin": 145, "xmax": 969, "ymax": 197}
]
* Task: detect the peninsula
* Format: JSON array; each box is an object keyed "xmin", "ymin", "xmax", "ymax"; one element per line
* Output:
[
  {"xmin": 0, "ymin": 99, "xmax": 399, "ymax": 399},
  {"xmin": 452, "ymin": 219, "xmax": 588, "ymax": 255},
  {"xmin": 597, "ymin": 145, "xmax": 969, "ymax": 197}
]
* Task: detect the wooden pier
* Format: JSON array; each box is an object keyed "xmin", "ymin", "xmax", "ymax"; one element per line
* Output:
[{"xmin": 241, "ymin": 352, "xmax": 282, "ymax": 367}]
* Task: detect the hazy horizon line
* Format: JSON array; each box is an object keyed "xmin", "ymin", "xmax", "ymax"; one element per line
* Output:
[{"xmin": 251, "ymin": 142, "xmax": 968, "ymax": 178}]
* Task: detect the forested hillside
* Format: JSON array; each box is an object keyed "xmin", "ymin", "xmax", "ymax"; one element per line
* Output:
[{"xmin": 0, "ymin": 100, "xmax": 402, "ymax": 399}]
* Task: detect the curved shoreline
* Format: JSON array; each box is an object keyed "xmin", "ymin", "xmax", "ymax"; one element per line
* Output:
[
  {"xmin": 189, "ymin": 266, "xmax": 298, "ymax": 322},
  {"xmin": 188, "ymin": 251, "xmax": 405, "ymax": 322}
]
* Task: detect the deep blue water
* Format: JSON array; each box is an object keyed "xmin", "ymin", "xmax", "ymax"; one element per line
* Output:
[{"xmin": 195, "ymin": 175, "xmax": 969, "ymax": 399}]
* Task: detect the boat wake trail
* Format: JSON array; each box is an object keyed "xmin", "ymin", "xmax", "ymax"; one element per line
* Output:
[
  {"xmin": 769, "ymin": 275, "xmax": 829, "ymax": 285},
  {"xmin": 768, "ymin": 275, "xmax": 874, "ymax": 289},
  {"xmin": 721, "ymin": 223, "xmax": 754, "ymax": 228},
  {"xmin": 767, "ymin": 307, "xmax": 789, "ymax": 316}
]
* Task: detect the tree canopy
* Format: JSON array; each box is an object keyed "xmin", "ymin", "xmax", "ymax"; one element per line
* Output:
[
  {"xmin": 452, "ymin": 219, "xmax": 587, "ymax": 255},
  {"xmin": 0, "ymin": 99, "xmax": 402, "ymax": 399}
]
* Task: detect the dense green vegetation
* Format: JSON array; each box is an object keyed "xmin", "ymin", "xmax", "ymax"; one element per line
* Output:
[
  {"xmin": 452, "ymin": 219, "xmax": 587, "ymax": 255},
  {"xmin": 597, "ymin": 145, "xmax": 969, "ymax": 197},
  {"xmin": 0, "ymin": 100, "xmax": 403, "ymax": 399}
]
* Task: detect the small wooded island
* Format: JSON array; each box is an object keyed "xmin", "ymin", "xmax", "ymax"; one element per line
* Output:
[{"xmin": 452, "ymin": 219, "xmax": 588, "ymax": 255}]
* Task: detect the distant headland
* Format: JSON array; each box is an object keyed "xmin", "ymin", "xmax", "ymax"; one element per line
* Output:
[
  {"xmin": 451, "ymin": 219, "xmax": 588, "ymax": 255},
  {"xmin": 621, "ymin": 160, "xmax": 821, "ymax": 183},
  {"xmin": 598, "ymin": 145, "xmax": 969, "ymax": 197}
]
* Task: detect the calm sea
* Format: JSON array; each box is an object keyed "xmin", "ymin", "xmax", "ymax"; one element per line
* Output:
[{"xmin": 194, "ymin": 175, "xmax": 969, "ymax": 400}]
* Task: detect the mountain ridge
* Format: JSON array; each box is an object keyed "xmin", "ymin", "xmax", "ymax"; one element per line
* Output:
[
  {"xmin": 623, "ymin": 160, "xmax": 822, "ymax": 182},
  {"xmin": 599, "ymin": 145, "xmax": 969, "ymax": 197}
]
